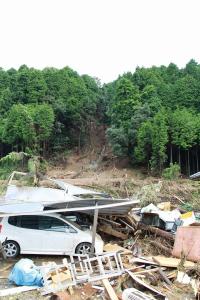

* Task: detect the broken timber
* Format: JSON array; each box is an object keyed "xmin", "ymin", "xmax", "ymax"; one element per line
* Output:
[
  {"xmin": 102, "ymin": 278, "xmax": 119, "ymax": 300},
  {"xmin": 149, "ymin": 240, "xmax": 172, "ymax": 256},
  {"xmin": 98, "ymin": 224, "xmax": 128, "ymax": 240},
  {"xmin": 126, "ymin": 270, "xmax": 166, "ymax": 299},
  {"xmin": 138, "ymin": 223, "xmax": 175, "ymax": 241}
]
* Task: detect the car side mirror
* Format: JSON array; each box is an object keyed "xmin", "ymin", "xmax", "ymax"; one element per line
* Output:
[{"xmin": 68, "ymin": 227, "xmax": 77, "ymax": 233}]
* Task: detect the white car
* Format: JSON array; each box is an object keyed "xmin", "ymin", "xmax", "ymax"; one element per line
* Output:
[{"xmin": 0, "ymin": 213, "xmax": 104, "ymax": 258}]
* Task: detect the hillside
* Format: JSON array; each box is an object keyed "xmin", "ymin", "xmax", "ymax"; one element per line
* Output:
[{"xmin": 47, "ymin": 146, "xmax": 200, "ymax": 211}]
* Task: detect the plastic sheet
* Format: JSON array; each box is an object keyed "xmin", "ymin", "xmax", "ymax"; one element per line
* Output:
[{"xmin": 9, "ymin": 258, "xmax": 43, "ymax": 287}]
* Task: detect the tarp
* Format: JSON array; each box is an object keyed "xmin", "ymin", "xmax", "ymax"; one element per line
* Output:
[{"xmin": 9, "ymin": 259, "xmax": 43, "ymax": 287}]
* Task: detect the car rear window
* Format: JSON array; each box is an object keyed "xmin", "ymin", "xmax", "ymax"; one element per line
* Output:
[{"xmin": 8, "ymin": 216, "xmax": 18, "ymax": 226}]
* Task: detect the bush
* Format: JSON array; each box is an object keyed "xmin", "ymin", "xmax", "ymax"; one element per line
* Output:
[{"xmin": 162, "ymin": 163, "xmax": 180, "ymax": 180}]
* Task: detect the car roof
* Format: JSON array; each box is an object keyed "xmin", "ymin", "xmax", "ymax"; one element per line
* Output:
[{"xmin": 6, "ymin": 213, "xmax": 63, "ymax": 219}]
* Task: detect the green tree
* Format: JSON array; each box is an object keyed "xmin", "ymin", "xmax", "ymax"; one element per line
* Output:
[
  {"xmin": 3, "ymin": 104, "xmax": 35, "ymax": 150},
  {"xmin": 171, "ymin": 108, "xmax": 198, "ymax": 174}
]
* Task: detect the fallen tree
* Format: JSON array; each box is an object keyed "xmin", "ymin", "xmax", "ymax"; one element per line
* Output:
[{"xmin": 138, "ymin": 223, "xmax": 175, "ymax": 242}]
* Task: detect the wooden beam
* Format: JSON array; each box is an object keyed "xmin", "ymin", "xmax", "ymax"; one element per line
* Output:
[
  {"xmin": 102, "ymin": 279, "xmax": 119, "ymax": 300},
  {"xmin": 98, "ymin": 224, "xmax": 128, "ymax": 240}
]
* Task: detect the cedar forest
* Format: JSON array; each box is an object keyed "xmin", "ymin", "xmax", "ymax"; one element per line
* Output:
[{"xmin": 0, "ymin": 60, "xmax": 200, "ymax": 176}]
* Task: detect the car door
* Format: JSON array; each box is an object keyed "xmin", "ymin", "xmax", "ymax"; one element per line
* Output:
[
  {"xmin": 37, "ymin": 216, "xmax": 78, "ymax": 254},
  {"xmin": 16, "ymin": 215, "xmax": 45, "ymax": 253}
]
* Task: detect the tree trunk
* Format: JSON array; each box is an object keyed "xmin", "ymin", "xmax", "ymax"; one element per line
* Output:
[
  {"xmin": 43, "ymin": 140, "xmax": 46, "ymax": 157},
  {"xmin": 78, "ymin": 130, "xmax": 81, "ymax": 155},
  {"xmin": 138, "ymin": 223, "xmax": 174, "ymax": 242},
  {"xmin": 187, "ymin": 149, "xmax": 190, "ymax": 176},
  {"xmin": 196, "ymin": 146, "xmax": 199, "ymax": 172},
  {"xmin": 178, "ymin": 147, "xmax": 181, "ymax": 170},
  {"xmin": 170, "ymin": 144, "xmax": 173, "ymax": 164}
]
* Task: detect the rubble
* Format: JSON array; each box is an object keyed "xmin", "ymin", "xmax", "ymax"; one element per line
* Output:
[{"xmin": 1, "ymin": 176, "xmax": 200, "ymax": 300}]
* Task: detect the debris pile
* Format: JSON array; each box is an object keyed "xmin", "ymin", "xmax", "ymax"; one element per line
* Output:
[
  {"xmin": 2, "ymin": 241, "xmax": 200, "ymax": 299},
  {"xmin": 1, "ymin": 179, "xmax": 200, "ymax": 299}
]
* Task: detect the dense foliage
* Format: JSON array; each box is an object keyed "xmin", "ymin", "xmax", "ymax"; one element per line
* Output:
[
  {"xmin": 105, "ymin": 59, "xmax": 200, "ymax": 175},
  {"xmin": 0, "ymin": 65, "xmax": 101, "ymax": 157},
  {"xmin": 0, "ymin": 60, "xmax": 200, "ymax": 175}
]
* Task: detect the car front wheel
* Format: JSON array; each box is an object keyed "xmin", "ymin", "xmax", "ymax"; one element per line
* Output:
[
  {"xmin": 3, "ymin": 240, "xmax": 20, "ymax": 258},
  {"xmin": 75, "ymin": 242, "xmax": 93, "ymax": 255}
]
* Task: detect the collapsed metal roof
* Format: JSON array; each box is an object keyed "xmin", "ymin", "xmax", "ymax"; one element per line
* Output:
[{"xmin": 0, "ymin": 172, "xmax": 140, "ymax": 217}]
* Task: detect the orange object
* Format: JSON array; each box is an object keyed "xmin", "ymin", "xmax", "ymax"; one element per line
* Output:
[{"xmin": 172, "ymin": 226, "xmax": 200, "ymax": 262}]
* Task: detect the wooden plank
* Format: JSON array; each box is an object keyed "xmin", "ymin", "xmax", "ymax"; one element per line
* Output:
[
  {"xmin": 103, "ymin": 243, "xmax": 132, "ymax": 254},
  {"xmin": 151, "ymin": 256, "xmax": 195, "ymax": 268},
  {"xmin": 51, "ymin": 270, "xmax": 72, "ymax": 283},
  {"xmin": 102, "ymin": 278, "xmax": 119, "ymax": 300},
  {"xmin": 134, "ymin": 267, "xmax": 166, "ymax": 275},
  {"xmin": 0, "ymin": 286, "xmax": 38, "ymax": 297},
  {"xmin": 130, "ymin": 257, "xmax": 157, "ymax": 266},
  {"xmin": 98, "ymin": 217, "xmax": 121, "ymax": 226},
  {"xmin": 99, "ymin": 225, "xmax": 128, "ymax": 240}
]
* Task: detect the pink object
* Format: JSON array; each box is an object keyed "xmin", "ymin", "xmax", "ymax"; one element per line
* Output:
[{"xmin": 172, "ymin": 226, "xmax": 200, "ymax": 262}]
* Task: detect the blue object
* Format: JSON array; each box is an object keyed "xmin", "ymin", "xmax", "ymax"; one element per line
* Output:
[{"xmin": 9, "ymin": 258, "xmax": 43, "ymax": 287}]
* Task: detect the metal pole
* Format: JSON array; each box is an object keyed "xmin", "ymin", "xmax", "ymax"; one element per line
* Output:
[
  {"xmin": 0, "ymin": 217, "xmax": 6, "ymax": 260},
  {"xmin": 91, "ymin": 203, "xmax": 99, "ymax": 254}
]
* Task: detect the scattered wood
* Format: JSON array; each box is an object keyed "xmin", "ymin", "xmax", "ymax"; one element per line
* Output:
[
  {"xmin": 99, "ymin": 216, "xmax": 122, "ymax": 226},
  {"xmin": 134, "ymin": 267, "xmax": 166, "ymax": 275},
  {"xmin": 138, "ymin": 223, "xmax": 175, "ymax": 241},
  {"xmin": 119, "ymin": 218, "xmax": 135, "ymax": 233},
  {"xmin": 126, "ymin": 270, "xmax": 166, "ymax": 299},
  {"xmin": 149, "ymin": 240, "xmax": 172, "ymax": 256},
  {"xmin": 124, "ymin": 215, "xmax": 138, "ymax": 228},
  {"xmin": 103, "ymin": 243, "xmax": 132, "ymax": 254},
  {"xmin": 102, "ymin": 278, "xmax": 119, "ymax": 300},
  {"xmin": 157, "ymin": 268, "xmax": 172, "ymax": 285},
  {"xmin": 0, "ymin": 286, "xmax": 38, "ymax": 297},
  {"xmin": 99, "ymin": 224, "xmax": 129, "ymax": 240},
  {"xmin": 51, "ymin": 270, "xmax": 72, "ymax": 284},
  {"xmin": 130, "ymin": 257, "xmax": 157, "ymax": 266},
  {"xmin": 151, "ymin": 255, "xmax": 195, "ymax": 269},
  {"xmin": 68, "ymin": 283, "xmax": 96, "ymax": 300},
  {"xmin": 167, "ymin": 271, "xmax": 177, "ymax": 279},
  {"xmin": 171, "ymin": 194, "xmax": 185, "ymax": 204}
]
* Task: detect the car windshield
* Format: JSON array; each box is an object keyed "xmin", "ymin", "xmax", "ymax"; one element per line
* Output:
[{"xmin": 60, "ymin": 215, "xmax": 82, "ymax": 231}]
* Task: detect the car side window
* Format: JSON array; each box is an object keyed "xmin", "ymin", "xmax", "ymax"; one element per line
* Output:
[
  {"xmin": 20, "ymin": 216, "xmax": 39, "ymax": 229},
  {"xmin": 38, "ymin": 216, "xmax": 76, "ymax": 233}
]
